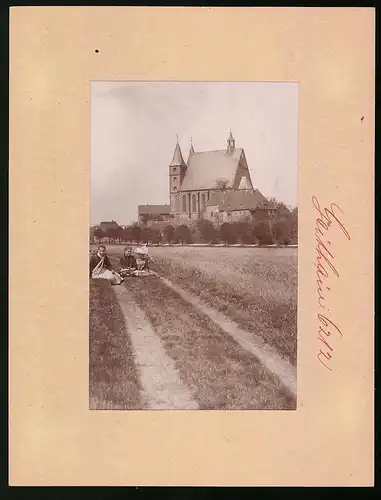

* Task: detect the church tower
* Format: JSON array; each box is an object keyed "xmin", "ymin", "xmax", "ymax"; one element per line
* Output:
[
  {"xmin": 169, "ymin": 136, "xmax": 187, "ymax": 212},
  {"xmin": 227, "ymin": 129, "xmax": 235, "ymax": 155}
]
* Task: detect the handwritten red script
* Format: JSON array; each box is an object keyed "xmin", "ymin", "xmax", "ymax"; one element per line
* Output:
[{"xmin": 313, "ymin": 196, "xmax": 351, "ymax": 371}]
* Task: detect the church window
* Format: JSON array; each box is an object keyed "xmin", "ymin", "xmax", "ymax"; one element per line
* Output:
[
  {"xmin": 182, "ymin": 195, "xmax": 187, "ymax": 212},
  {"xmin": 173, "ymin": 168, "xmax": 177, "ymax": 172},
  {"xmin": 201, "ymin": 193, "xmax": 206, "ymax": 210},
  {"xmin": 192, "ymin": 195, "xmax": 197, "ymax": 212},
  {"xmin": 173, "ymin": 177, "xmax": 177, "ymax": 181}
]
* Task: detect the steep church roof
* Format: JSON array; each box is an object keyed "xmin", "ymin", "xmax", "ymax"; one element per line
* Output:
[
  {"xmin": 219, "ymin": 189, "xmax": 272, "ymax": 212},
  {"xmin": 180, "ymin": 148, "xmax": 243, "ymax": 191},
  {"xmin": 169, "ymin": 139, "xmax": 186, "ymax": 167},
  {"xmin": 187, "ymin": 140, "xmax": 195, "ymax": 163}
]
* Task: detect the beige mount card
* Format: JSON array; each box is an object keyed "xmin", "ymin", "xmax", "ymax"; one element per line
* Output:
[{"xmin": 9, "ymin": 7, "xmax": 374, "ymax": 487}]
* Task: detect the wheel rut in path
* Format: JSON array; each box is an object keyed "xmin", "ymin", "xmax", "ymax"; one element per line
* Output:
[
  {"xmin": 159, "ymin": 277, "xmax": 297, "ymax": 397},
  {"xmin": 113, "ymin": 284, "xmax": 199, "ymax": 410}
]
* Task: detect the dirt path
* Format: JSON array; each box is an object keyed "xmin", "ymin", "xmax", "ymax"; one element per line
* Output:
[
  {"xmin": 113, "ymin": 284, "xmax": 199, "ymax": 410},
  {"xmin": 159, "ymin": 277, "xmax": 297, "ymax": 397}
]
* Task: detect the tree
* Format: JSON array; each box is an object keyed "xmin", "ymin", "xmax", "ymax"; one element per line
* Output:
[
  {"xmin": 163, "ymin": 224, "xmax": 175, "ymax": 244},
  {"xmin": 234, "ymin": 221, "xmax": 257, "ymax": 244},
  {"xmin": 175, "ymin": 225, "xmax": 191, "ymax": 245},
  {"xmin": 114, "ymin": 226, "xmax": 124, "ymax": 244},
  {"xmin": 214, "ymin": 179, "xmax": 229, "ymax": 191},
  {"xmin": 290, "ymin": 206, "xmax": 298, "ymax": 243},
  {"xmin": 131, "ymin": 225, "xmax": 142, "ymax": 244},
  {"xmin": 141, "ymin": 226, "xmax": 153, "ymax": 245},
  {"xmin": 106, "ymin": 227, "xmax": 118, "ymax": 243},
  {"xmin": 219, "ymin": 223, "xmax": 236, "ymax": 245},
  {"xmin": 253, "ymin": 222, "xmax": 273, "ymax": 245},
  {"xmin": 94, "ymin": 228, "xmax": 104, "ymax": 243},
  {"xmin": 197, "ymin": 219, "xmax": 216, "ymax": 243},
  {"xmin": 123, "ymin": 226, "xmax": 134, "ymax": 244},
  {"xmin": 272, "ymin": 220, "xmax": 285, "ymax": 243},
  {"xmin": 151, "ymin": 228, "xmax": 162, "ymax": 245},
  {"xmin": 272, "ymin": 220, "xmax": 293, "ymax": 245},
  {"xmin": 140, "ymin": 214, "xmax": 150, "ymax": 224}
]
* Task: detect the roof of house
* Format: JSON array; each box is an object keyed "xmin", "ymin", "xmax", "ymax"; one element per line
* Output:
[
  {"xmin": 98, "ymin": 220, "xmax": 120, "ymax": 230},
  {"xmin": 138, "ymin": 204, "xmax": 171, "ymax": 215},
  {"xmin": 277, "ymin": 203, "xmax": 292, "ymax": 215},
  {"xmin": 218, "ymin": 189, "xmax": 272, "ymax": 212},
  {"xmin": 179, "ymin": 148, "xmax": 243, "ymax": 191},
  {"xmin": 206, "ymin": 190, "xmax": 226, "ymax": 207}
]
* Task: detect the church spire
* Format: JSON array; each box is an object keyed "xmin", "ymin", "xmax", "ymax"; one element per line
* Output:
[
  {"xmin": 227, "ymin": 129, "xmax": 235, "ymax": 154},
  {"xmin": 170, "ymin": 135, "xmax": 186, "ymax": 166},
  {"xmin": 188, "ymin": 137, "xmax": 195, "ymax": 162}
]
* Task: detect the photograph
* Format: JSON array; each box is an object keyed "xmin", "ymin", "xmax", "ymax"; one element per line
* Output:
[{"xmin": 89, "ymin": 81, "xmax": 298, "ymax": 410}]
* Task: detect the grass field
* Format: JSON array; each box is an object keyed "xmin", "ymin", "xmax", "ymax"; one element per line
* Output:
[
  {"xmin": 152, "ymin": 247, "xmax": 297, "ymax": 365},
  {"xmin": 89, "ymin": 245, "xmax": 297, "ymax": 409},
  {"xmin": 105, "ymin": 245, "xmax": 297, "ymax": 364}
]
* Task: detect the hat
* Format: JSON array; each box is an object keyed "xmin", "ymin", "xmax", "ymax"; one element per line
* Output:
[{"xmin": 135, "ymin": 246, "xmax": 148, "ymax": 255}]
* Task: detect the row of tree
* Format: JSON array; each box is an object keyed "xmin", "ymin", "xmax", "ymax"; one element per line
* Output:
[{"xmin": 91, "ymin": 213, "xmax": 297, "ymax": 246}]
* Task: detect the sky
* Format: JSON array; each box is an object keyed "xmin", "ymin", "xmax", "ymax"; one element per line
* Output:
[{"xmin": 91, "ymin": 81, "xmax": 298, "ymax": 226}]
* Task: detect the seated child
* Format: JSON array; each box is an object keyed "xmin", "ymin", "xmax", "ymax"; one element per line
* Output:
[
  {"xmin": 90, "ymin": 245, "xmax": 123, "ymax": 285},
  {"xmin": 119, "ymin": 246, "xmax": 138, "ymax": 276}
]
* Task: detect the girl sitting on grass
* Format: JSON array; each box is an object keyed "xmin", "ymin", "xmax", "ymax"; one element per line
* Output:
[
  {"xmin": 90, "ymin": 245, "xmax": 123, "ymax": 285},
  {"xmin": 135, "ymin": 245, "xmax": 151, "ymax": 271},
  {"xmin": 119, "ymin": 247, "xmax": 137, "ymax": 277}
]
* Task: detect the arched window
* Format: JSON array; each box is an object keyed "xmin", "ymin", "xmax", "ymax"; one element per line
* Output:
[
  {"xmin": 173, "ymin": 177, "xmax": 177, "ymax": 181},
  {"xmin": 192, "ymin": 194, "xmax": 197, "ymax": 212},
  {"xmin": 201, "ymin": 193, "xmax": 206, "ymax": 210},
  {"xmin": 182, "ymin": 195, "xmax": 187, "ymax": 213}
]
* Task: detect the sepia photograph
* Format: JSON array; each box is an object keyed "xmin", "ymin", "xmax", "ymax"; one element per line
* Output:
[{"xmin": 89, "ymin": 81, "xmax": 298, "ymax": 410}]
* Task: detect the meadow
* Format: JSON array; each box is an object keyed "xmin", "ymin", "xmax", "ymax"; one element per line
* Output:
[{"xmin": 105, "ymin": 245, "xmax": 297, "ymax": 364}]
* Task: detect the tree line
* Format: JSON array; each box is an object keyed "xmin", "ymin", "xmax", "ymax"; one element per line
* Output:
[{"xmin": 91, "ymin": 207, "xmax": 298, "ymax": 247}]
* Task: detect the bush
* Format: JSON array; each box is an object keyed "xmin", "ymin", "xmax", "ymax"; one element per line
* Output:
[
  {"xmin": 141, "ymin": 227, "xmax": 153, "ymax": 244},
  {"xmin": 253, "ymin": 222, "xmax": 273, "ymax": 245},
  {"xmin": 175, "ymin": 225, "xmax": 192, "ymax": 245},
  {"xmin": 219, "ymin": 223, "xmax": 237, "ymax": 245},
  {"xmin": 131, "ymin": 225, "xmax": 142, "ymax": 244},
  {"xmin": 163, "ymin": 224, "xmax": 175, "ymax": 244},
  {"xmin": 151, "ymin": 229, "xmax": 162, "ymax": 245},
  {"xmin": 234, "ymin": 222, "xmax": 256, "ymax": 245},
  {"xmin": 197, "ymin": 219, "xmax": 216, "ymax": 243}
]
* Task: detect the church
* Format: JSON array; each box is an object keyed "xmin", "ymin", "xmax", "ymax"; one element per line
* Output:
[{"xmin": 168, "ymin": 131, "xmax": 274, "ymax": 223}]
